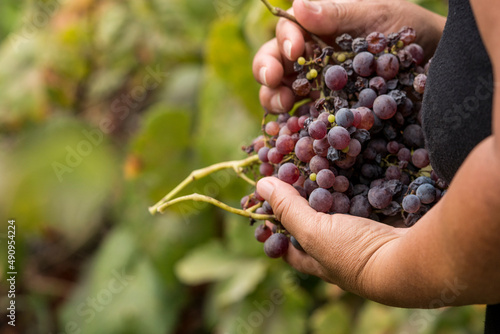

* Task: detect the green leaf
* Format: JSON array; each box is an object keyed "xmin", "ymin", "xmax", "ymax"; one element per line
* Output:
[
  {"xmin": 175, "ymin": 240, "xmax": 245, "ymax": 284},
  {"xmin": 59, "ymin": 228, "xmax": 184, "ymax": 334},
  {"xmin": 0, "ymin": 117, "xmax": 118, "ymax": 243},
  {"xmin": 129, "ymin": 104, "xmax": 192, "ymax": 200},
  {"xmin": 206, "ymin": 17, "xmax": 262, "ymax": 118},
  {"xmin": 214, "ymin": 258, "xmax": 268, "ymax": 308},
  {"xmin": 310, "ymin": 303, "xmax": 351, "ymax": 334},
  {"xmin": 353, "ymin": 301, "xmax": 409, "ymax": 334}
]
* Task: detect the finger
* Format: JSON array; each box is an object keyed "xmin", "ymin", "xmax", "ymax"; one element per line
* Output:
[
  {"xmin": 259, "ymin": 85, "xmax": 296, "ymax": 114},
  {"xmin": 276, "ymin": 15, "xmax": 308, "ymax": 62},
  {"xmin": 252, "ymin": 39, "xmax": 285, "ymax": 87},
  {"xmin": 256, "ymin": 176, "xmax": 323, "ymax": 245},
  {"xmin": 293, "ymin": 0, "xmax": 390, "ymax": 37},
  {"xmin": 283, "ymin": 244, "xmax": 330, "ymax": 279}
]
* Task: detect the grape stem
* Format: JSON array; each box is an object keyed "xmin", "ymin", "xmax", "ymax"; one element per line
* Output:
[
  {"xmin": 149, "ymin": 155, "xmax": 260, "ymax": 215},
  {"xmin": 155, "ymin": 193, "xmax": 276, "ymax": 221},
  {"xmin": 260, "ymin": 0, "xmax": 327, "ymax": 49}
]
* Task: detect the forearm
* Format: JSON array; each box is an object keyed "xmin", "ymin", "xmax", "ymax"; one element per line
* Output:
[{"xmin": 365, "ymin": 136, "xmax": 500, "ymax": 307}]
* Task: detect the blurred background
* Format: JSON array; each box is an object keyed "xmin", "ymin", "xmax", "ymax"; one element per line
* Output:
[{"xmin": 0, "ymin": 0, "xmax": 485, "ymax": 333}]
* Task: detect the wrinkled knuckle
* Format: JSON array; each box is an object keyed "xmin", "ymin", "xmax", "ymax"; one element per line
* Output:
[{"xmin": 331, "ymin": 3, "xmax": 349, "ymax": 23}]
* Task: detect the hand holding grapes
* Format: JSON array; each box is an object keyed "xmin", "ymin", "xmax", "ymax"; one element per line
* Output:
[
  {"xmin": 257, "ymin": 176, "xmax": 405, "ymax": 296},
  {"xmin": 253, "ymin": 0, "xmax": 445, "ymax": 113}
]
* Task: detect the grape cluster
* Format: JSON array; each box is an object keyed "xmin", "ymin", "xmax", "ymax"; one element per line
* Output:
[{"xmin": 244, "ymin": 27, "xmax": 449, "ymax": 258}]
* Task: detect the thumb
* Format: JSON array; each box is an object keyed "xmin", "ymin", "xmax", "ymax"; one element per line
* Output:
[
  {"xmin": 293, "ymin": 0, "xmax": 391, "ymax": 37},
  {"xmin": 256, "ymin": 176, "xmax": 321, "ymax": 240}
]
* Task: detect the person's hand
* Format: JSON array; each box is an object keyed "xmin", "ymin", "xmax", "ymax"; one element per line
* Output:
[
  {"xmin": 253, "ymin": 0, "xmax": 446, "ymax": 113},
  {"xmin": 256, "ymin": 176, "xmax": 407, "ymax": 301}
]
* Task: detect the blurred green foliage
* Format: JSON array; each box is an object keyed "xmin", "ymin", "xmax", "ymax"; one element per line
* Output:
[{"xmin": 0, "ymin": 0, "xmax": 485, "ymax": 333}]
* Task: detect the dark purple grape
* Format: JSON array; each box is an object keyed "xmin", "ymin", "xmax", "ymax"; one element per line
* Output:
[
  {"xmin": 255, "ymin": 224, "xmax": 272, "ymax": 242},
  {"xmin": 358, "ymin": 88, "xmax": 377, "ymax": 108},
  {"xmin": 403, "ymin": 124, "xmax": 425, "ymax": 148},
  {"xmin": 387, "ymin": 141, "xmax": 400, "ymax": 154},
  {"xmin": 353, "ymin": 52, "xmax": 375, "ymax": 77},
  {"xmin": 258, "ymin": 147, "xmax": 270, "ymax": 162},
  {"xmin": 324, "ymin": 65, "xmax": 348, "ymax": 91},
  {"xmin": 330, "ymin": 192, "xmax": 350, "ymax": 213},
  {"xmin": 316, "ymin": 169, "xmax": 335, "ymax": 189},
  {"xmin": 275, "ymin": 134, "xmax": 295, "ymax": 155},
  {"xmin": 294, "ymin": 185, "xmax": 307, "ymax": 199},
  {"xmin": 404, "ymin": 43, "xmax": 424, "ymax": 65},
  {"xmin": 264, "ymin": 233, "xmax": 289, "ymax": 258},
  {"xmin": 385, "ymin": 165, "xmax": 401, "ymax": 180},
  {"xmin": 265, "ymin": 121, "xmax": 280, "ymax": 136},
  {"xmin": 416, "ymin": 183, "xmax": 436, "ymax": 204},
  {"xmin": 267, "ymin": 147, "xmax": 283, "ymax": 164},
  {"xmin": 290, "ymin": 236, "xmax": 304, "ymax": 252},
  {"xmin": 368, "ymin": 186, "xmax": 393, "ymax": 209},
  {"xmin": 373, "ymin": 95, "xmax": 397, "ymax": 119},
  {"xmin": 308, "ymin": 120, "xmax": 327, "ymax": 139},
  {"xmin": 356, "ymin": 107, "xmax": 375, "ymax": 130},
  {"xmin": 366, "ymin": 32, "xmax": 387, "ymax": 54},
  {"xmin": 335, "ymin": 154, "xmax": 357, "ymax": 170},
  {"xmin": 409, "ymin": 176, "xmax": 435, "ymax": 192},
  {"xmin": 412, "ymin": 148, "xmax": 430, "ymax": 168},
  {"xmin": 346, "ymin": 138, "xmax": 362, "ymax": 157},
  {"xmin": 327, "ymin": 126, "xmax": 350, "ymax": 150},
  {"xmin": 398, "ymin": 98, "xmax": 413, "ymax": 117},
  {"xmin": 309, "ymin": 188, "xmax": 334, "ymax": 213},
  {"xmin": 298, "ymin": 115, "xmax": 309, "ymax": 129},
  {"xmin": 399, "ymin": 26, "xmax": 416, "ymax": 45},
  {"xmin": 402, "ymin": 194, "xmax": 421, "ymax": 213},
  {"xmin": 292, "ymin": 78, "xmax": 312, "ymax": 96},
  {"xmin": 368, "ymin": 138, "xmax": 388, "ymax": 155},
  {"xmin": 332, "ymin": 175, "xmax": 349, "ymax": 193},
  {"xmin": 262, "ymin": 201, "xmax": 273, "ymax": 214},
  {"xmin": 259, "ymin": 162, "xmax": 274, "ymax": 176},
  {"xmin": 313, "ymin": 137, "xmax": 330, "ymax": 157},
  {"xmin": 304, "ymin": 178, "xmax": 319, "ymax": 196},
  {"xmin": 349, "ymin": 195, "xmax": 372, "ymax": 218},
  {"xmin": 335, "ymin": 108, "xmax": 354, "ymax": 128},
  {"xmin": 317, "ymin": 112, "xmax": 331, "ymax": 126},
  {"xmin": 351, "ymin": 109, "xmax": 362, "ymax": 127},
  {"xmin": 278, "ymin": 163, "xmax": 300, "ymax": 184},
  {"xmin": 376, "ymin": 53, "xmax": 400, "ymax": 80},
  {"xmin": 369, "ymin": 76, "xmax": 388, "ymax": 94},
  {"xmin": 310, "ymin": 155, "xmax": 330, "ymax": 173},
  {"xmin": 353, "ymin": 184, "xmax": 369, "ymax": 196},
  {"xmin": 279, "ymin": 125, "xmax": 292, "ymax": 136},
  {"xmin": 361, "ymin": 163, "xmax": 381, "ymax": 179},
  {"xmin": 295, "ymin": 136, "xmax": 315, "ymax": 162},
  {"xmin": 277, "ymin": 113, "xmax": 291, "ymax": 123},
  {"xmin": 241, "ymin": 195, "xmax": 258, "ymax": 209},
  {"xmin": 287, "ymin": 116, "xmax": 301, "ymax": 133}
]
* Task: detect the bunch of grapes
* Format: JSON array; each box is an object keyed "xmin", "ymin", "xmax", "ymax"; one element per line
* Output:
[{"xmin": 242, "ymin": 27, "xmax": 449, "ymax": 258}]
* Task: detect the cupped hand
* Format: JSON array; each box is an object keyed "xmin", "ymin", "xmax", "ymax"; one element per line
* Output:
[
  {"xmin": 256, "ymin": 176, "xmax": 407, "ymax": 297},
  {"xmin": 253, "ymin": 0, "xmax": 446, "ymax": 113}
]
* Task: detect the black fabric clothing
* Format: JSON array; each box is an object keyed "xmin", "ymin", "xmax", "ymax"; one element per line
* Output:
[
  {"xmin": 421, "ymin": 0, "xmax": 498, "ymax": 332},
  {"xmin": 422, "ymin": 0, "xmax": 493, "ymax": 184}
]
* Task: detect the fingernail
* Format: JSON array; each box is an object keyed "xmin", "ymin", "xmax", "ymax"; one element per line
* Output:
[
  {"xmin": 257, "ymin": 178, "xmax": 275, "ymax": 199},
  {"xmin": 259, "ymin": 67, "xmax": 268, "ymax": 86},
  {"xmin": 271, "ymin": 92, "xmax": 284, "ymax": 113},
  {"xmin": 283, "ymin": 39, "xmax": 292, "ymax": 60},
  {"xmin": 301, "ymin": 0, "xmax": 321, "ymax": 14}
]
